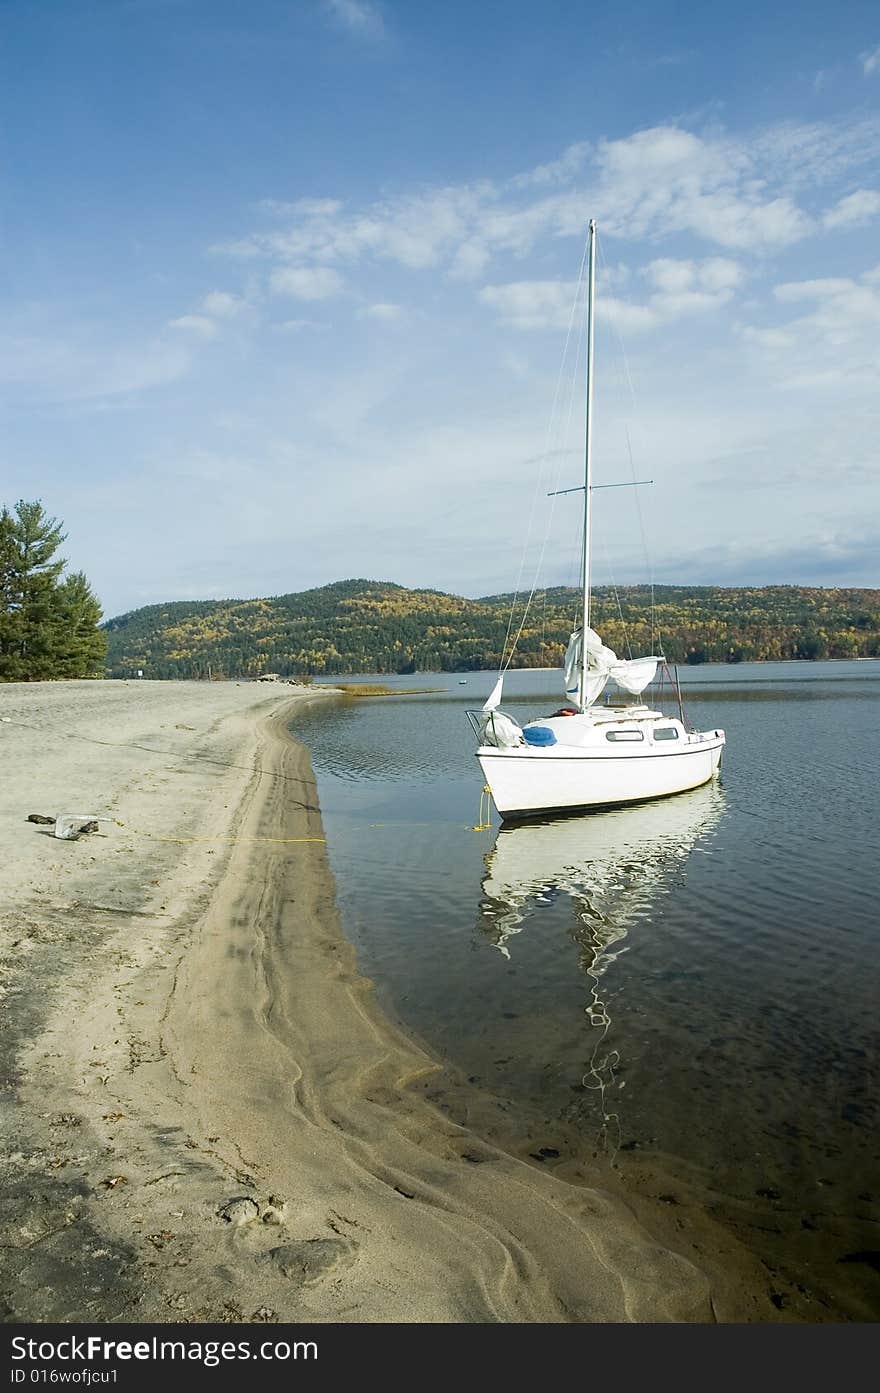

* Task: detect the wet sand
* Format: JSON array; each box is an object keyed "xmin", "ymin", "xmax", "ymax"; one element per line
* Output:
[{"xmin": 0, "ymin": 680, "xmax": 775, "ymax": 1322}]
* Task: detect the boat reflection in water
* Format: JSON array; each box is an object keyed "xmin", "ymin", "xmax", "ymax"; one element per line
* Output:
[{"xmin": 478, "ymin": 783, "xmax": 725, "ymax": 1150}]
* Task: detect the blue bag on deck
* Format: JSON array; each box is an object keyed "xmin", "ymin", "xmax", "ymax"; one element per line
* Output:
[{"xmin": 522, "ymin": 726, "xmax": 557, "ymax": 746}]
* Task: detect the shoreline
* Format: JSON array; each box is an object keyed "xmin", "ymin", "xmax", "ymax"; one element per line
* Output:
[{"xmin": 2, "ymin": 681, "xmax": 773, "ymax": 1322}]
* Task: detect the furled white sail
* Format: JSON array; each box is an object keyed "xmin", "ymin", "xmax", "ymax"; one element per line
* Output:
[
  {"xmin": 564, "ymin": 627, "xmax": 659, "ymax": 706},
  {"xmin": 564, "ymin": 629, "xmax": 610, "ymax": 706},
  {"xmin": 609, "ymin": 656, "xmax": 659, "ymax": 695}
]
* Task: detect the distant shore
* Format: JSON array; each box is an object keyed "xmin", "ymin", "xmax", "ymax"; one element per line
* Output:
[{"xmin": 1, "ymin": 680, "xmax": 777, "ymax": 1322}]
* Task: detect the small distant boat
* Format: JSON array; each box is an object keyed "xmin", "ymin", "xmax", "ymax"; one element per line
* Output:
[{"xmin": 459, "ymin": 679, "xmax": 468, "ymax": 684}]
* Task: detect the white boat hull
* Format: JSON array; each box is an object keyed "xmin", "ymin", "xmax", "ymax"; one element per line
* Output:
[{"xmin": 477, "ymin": 734, "xmax": 724, "ymax": 819}]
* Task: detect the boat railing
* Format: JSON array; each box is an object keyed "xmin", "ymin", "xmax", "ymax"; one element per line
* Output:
[{"xmin": 465, "ymin": 709, "xmax": 485, "ymax": 742}]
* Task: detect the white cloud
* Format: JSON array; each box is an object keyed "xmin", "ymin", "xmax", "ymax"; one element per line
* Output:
[
  {"xmin": 226, "ymin": 186, "xmax": 486, "ymax": 272},
  {"xmin": 482, "ymin": 257, "xmax": 745, "ymax": 334},
  {"xmin": 270, "ymin": 266, "xmax": 345, "ymax": 300},
  {"xmin": 822, "ymin": 189, "xmax": 880, "ymax": 229},
  {"xmin": 741, "ymin": 268, "xmax": 880, "ymax": 389},
  {"xmin": 861, "ymin": 45, "xmax": 880, "ymax": 75},
  {"xmin": 598, "ymin": 296, "xmax": 661, "ymax": 334},
  {"xmin": 215, "ymin": 115, "xmax": 880, "ymax": 299},
  {"xmin": 590, "ymin": 123, "xmax": 814, "ymax": 246},
  {"xmin": 323, "ymin": 0, "xmax": 384, "ymax": 40},
  {"xmin": 275, "ymin": 318, "xmax": 329, "ymax": 332},
  {"xmin": 449, "ymin": 239, "xmax": 490, "ymax": 280},
  {"xmin": 479, "ymin": 280, "xmax": 580, "ymax": 331},
  {"xmin": 0, "ymin": 323, "xmax": 192, "ymax": 401},
  {"xmin": 201, "ymin": 290, "xmax": 246, "ymax": 318},
  {"xmin": 361, "ymin": 302, "xmax": 404, "ymax": 321},
  {"xmin": 509, "ymin": 142, "xmax": 590, "ymax": 190},
  {"xmin": 739, "ymin": 325, "xmax": 796, "ymax": 351},
  {"xmin": 644, "ymin": 258, "xmax": 696, "ymax": 293},
  {"xmin": 168, "ymin": 314, "xmax": 218, "ymax": 338},
  {"xmin": 259, "ymin": 197, "xmax": 344, "ymax": 218},
  {"xmin": 698, "ymin": 257, "xmax": 746, "ymax": 291},
  {"xmin": 645, "ymin": 257, "xmax": 744, "ymax": 294},
  {"xmin": 774, "ymin": 277, "xmax": 864, "ymax": 302}
]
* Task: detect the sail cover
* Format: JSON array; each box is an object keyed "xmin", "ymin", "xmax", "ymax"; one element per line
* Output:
[{"xmin": 564, "ymin": 627, "xmax": 659, "ymax": 707}]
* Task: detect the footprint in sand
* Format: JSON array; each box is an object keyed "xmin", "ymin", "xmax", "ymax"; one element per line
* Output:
[{"xmin": 267, "ymin": 1238, "xmax": 356, "ymax": 1286}]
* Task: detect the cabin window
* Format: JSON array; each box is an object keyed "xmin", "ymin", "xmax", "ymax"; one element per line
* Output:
[
  {"xmin": 605, "ymin": 729, "xmax": 644, "ymax": 742},
  {"xmin": 653, "ymin": 727, "xmax": 679, "ymax": 741}
]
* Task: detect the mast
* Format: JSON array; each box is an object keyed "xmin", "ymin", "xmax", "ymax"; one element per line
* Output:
[{"xmin": 579, "ymin": 218, "xmax": 596, "ymax": 714}]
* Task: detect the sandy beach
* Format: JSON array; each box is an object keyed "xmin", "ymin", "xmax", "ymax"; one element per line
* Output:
[{"xmin": 0, "ymin": 680, "xmax": 775, "ymax": 1324}]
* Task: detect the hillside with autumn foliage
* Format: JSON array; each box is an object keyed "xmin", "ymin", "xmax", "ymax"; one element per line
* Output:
[{"xmin": 100, "ymin": 580, "xmax": 880, "ymax": 679}]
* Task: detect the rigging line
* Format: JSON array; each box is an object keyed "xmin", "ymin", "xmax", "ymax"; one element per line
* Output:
[
  {"xmin": 621, "ymin": 423, "xmax": 657, "ymax": 657},
  {"xmin": 504, "ymin": 292, "xmax": 588, "ymax": 669},
  {"xmin": 602, "ymin": 540, "xmax": 633, "ymax": 660},
  {"xmin": 596, "ymin": 234, "xmax": 658, "ymax": 655},
  {"xmin": 498, "ymin": 235, "xmax": 589, "ymax": 674},
  {"xmin": 501, "ymin": 230, "xmax": 591, "ymax": 673},
  {"xmin": 549, "ymin": 276, "xmax": 590, "ymax": 632},
  {"xmin": 501, "ymin": 235, "xmax": 590, "ymax": 672},
  {"xmin": 506, "ymin": 280, "xmax": 588, "ymax": 667},
  {"xmin": 596, "ymin": 234, "xmax": 639, "ymax": 410}
]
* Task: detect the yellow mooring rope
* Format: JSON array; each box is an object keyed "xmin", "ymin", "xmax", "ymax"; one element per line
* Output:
[
  {"xmin": 471, "ymin": 785, "xmax": 493, "ymax": 832},
  {"xmin": 111, "ymin": 818, "xmax": 325, "ymax": 846}
]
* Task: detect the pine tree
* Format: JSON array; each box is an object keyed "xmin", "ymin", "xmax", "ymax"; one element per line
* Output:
[
  {"xmin": 0, "ymin": 508, "xmax": 20, "ymax": 671},
  {"xmin": 0, "ymin": 500, "xmax": 107, "ymax": 680},
  {"xmin": 54, "ymin": 571, "xmax": 107, "ymax": 677}
]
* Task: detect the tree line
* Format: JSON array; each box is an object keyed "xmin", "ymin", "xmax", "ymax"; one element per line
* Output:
[
  {"xmin": 102, "ymin": 578, "xmax": 880, "ymax": 679},
  {"xmin": 5, "ymin": 502, "xmax": 876, "ymax": 684},
  {"xmin": 0, "ymin": 500, "xmax": 106, "ymax": 681}
]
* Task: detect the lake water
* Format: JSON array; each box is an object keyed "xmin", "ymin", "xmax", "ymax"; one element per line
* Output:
[{"xmin": 292, "ymin": 662, "xmax": 880, "ymax": 1321}]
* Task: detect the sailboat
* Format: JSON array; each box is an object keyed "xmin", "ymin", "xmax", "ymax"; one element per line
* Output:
[{"xmin": 470, "ymin": 220, "xmax": 725, "ymax": 820}]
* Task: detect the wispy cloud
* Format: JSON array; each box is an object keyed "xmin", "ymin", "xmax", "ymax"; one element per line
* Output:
[
  {"xmin": 216, "ymin": 115, "xmax": 879, "ymax": 303},
  {"xmin": 274, "ymin": 318, "xmax": 330, "ymax": 333},
  {"xmin": 0, "ymin": 322, "xmax": 192, "ymax": 402},
  {"xmin": 168, "ymin": 313, "xmax": 218, "ymax": 338},
  {"xmin": 509, "ymin": 141, "xmax": 590, "ymax": 190},
  {"xmin": 860, "ymin": 45, "xmax": 880, "ymax": 75},
  {"xmin": 478, "ymin": 280, "xmax": 579, "ymax": 331},
  {"xmin": 201, "ymin": 290, "xmax": 247, "ymax": 318},
  {"xmin": 361, "ymin": 302, "xmax": 404, "ymax": 321},
  {"xmin": 270, "ymin": 265, "xmax": 345, "ymax": 300},
  {"xmin": 740, "ymin": 266, "xmax": 880, "ymax": 388},
  {"xmin": 322, "ymin": 0, "xmax": 384, "ymax": 40},
  {"xmin": 822, "ymin": 189, "xmax": 880, "ymax": 229},
  {"xmin": 652, "ymin": 530, "xmax": 880, "ymax": 586},
  {"xmin": 481, "ymin": 257, "xmax": 745, "ymax": 333},
  {"xmin": 259, "ymin": 197, "xmax": 344, "ymax": 218}
]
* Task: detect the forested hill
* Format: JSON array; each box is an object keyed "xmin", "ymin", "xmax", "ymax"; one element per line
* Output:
[{"xmin": 101, "ymin": 580, "xmax": 880, "ymax": 679}]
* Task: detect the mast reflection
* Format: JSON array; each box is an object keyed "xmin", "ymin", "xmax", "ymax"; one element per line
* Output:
[{"xmin": 478, "ymin": 784, "xmax": 725, "ymax": 1150}]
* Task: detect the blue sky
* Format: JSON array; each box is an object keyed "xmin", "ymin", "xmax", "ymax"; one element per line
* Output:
[{"xmin": 1, "ymin": 0, "xmax": 878, "ymax": 618}]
